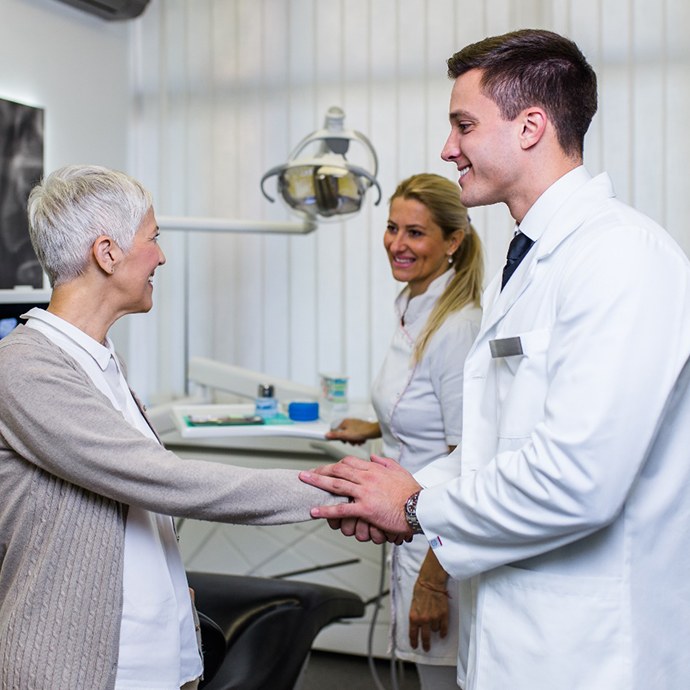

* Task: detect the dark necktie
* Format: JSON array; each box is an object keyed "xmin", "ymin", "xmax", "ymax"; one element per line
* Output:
[{"xmin": 501, "ymin": 231, "xmax": 534, "ymax": 290}]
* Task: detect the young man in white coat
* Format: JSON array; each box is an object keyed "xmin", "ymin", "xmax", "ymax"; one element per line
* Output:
[{"xmin": 300, "ymin": 29, "xmax": 690, "ymax": 690}]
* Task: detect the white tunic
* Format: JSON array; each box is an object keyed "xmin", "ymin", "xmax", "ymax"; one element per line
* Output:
[{"xmin": 371, "ymin": 270, "xmax": 481, "ymax": 665}]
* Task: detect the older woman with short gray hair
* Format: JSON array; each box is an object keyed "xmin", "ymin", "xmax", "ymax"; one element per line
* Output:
[{"xmin": 0, "ymin": 164, "xmax": 343, "ymax": 690}]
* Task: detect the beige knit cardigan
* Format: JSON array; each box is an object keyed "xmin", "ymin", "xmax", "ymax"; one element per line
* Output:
[{"xmin": 0, "ymin": 326, "xmax": 342, "ymax": 689}]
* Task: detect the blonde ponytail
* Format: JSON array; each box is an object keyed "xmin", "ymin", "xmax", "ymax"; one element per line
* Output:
[{"xmin": 414, "ymin": 223, "xmax": 483, "ymax": 362}]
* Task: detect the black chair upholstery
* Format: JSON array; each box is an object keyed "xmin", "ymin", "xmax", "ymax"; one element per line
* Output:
[{"xmin": 187, "ymin": 571, "xmax": 365, "ymax": 690}]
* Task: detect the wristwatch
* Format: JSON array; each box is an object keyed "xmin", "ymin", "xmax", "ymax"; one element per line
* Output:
[{"xmin": 404, "ymin": 490, "xmax": 423, "ymax": 534}]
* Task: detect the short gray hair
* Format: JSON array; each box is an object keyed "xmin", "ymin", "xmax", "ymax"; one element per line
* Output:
[{"xmin": 27, "ymin": 164, "xmax": 153, "ymax": 287}]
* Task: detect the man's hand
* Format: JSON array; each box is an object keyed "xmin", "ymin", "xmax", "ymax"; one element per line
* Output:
[
  {"xmin": 299, "ymin": 454, "xmax": 422, "ymax": 539},
  {"xmin": 326, "ymin": 517, "xmax": 407, "ymax": 544}
]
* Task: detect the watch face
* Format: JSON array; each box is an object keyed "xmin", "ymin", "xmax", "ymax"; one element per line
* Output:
[{"xmin": 405, "ymin": 491, "xmax": 422, "ymax": 533}]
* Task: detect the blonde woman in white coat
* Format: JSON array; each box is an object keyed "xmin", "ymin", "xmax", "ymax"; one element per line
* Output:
[{"xmin": 327, "ymin": 173, "xmax": 483, "ymax": 689}]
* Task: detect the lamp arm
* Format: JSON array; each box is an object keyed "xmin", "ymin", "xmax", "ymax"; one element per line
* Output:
[{"xmin": 157, "ymin": 215, "xmax": 316, "ymax": 235}]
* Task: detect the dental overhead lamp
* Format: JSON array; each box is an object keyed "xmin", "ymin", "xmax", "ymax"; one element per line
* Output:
[
  {"xmin": 156, "ymin": 108, "xmax": 382, "ymax": 395},
  {"xmin": 158, "ymin": 107, "xmax": 380, "ymax": 235},
  {"xmin": 260, "ymin": 106, "xmax": 382, "ymax": 221}
]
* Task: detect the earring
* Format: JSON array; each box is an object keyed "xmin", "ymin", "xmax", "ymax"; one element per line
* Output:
[{"xmin": 447, "ymin": 255, "xmax": 453, "ymax": 264}]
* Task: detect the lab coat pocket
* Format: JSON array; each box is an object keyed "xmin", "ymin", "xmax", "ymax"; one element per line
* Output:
[
  {"xmin": 474, "ymin": 565, "xmax": 627, "ymax": 690},
  {"xmin": 494, "ymin": 328, "xmax": 551, "ymax": 440}
]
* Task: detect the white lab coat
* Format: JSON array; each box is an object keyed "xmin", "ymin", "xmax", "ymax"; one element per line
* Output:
[{"xmin": 416, "ymin": 169, "xmax": 690, "ymax": 690}]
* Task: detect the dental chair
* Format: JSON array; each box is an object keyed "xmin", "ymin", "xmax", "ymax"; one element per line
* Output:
[{"xmin": 187, "ymin": 571, "xmax": 365, "ymax": 690}]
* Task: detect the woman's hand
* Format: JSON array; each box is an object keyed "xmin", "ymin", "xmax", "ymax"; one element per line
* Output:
[
  {"xmin": 325, "ymin": 418, "xmax": 381, "ymax": 445},
  {"xmin": 408, "ymin": 549, "xmax": 450, "ymax": 652}
]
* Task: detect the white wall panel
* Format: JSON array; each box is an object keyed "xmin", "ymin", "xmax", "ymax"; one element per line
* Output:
[
  {"xmin": 397, "ymin": 0, "xmax": 428, "ymax": 179},
  {"xmin": 600, "ymin": 0, "xmax": 634, "ymax": 205},
  {"xmin": 0, "ymin": 0, "xmax": 133, "ymax": 379},
  {"xmin": 631, "ymin": 0, "xmax": 666, "ymax": 225},
  {"xmin": 341, "ymin": 0, "xmax": 375, "ymax": 397},
  {"xmin": 367, "ymin": 0, "xmax": 401, "ymax": 386},
  {"xmin": 570, "ymin": 2, "xmax": 605, "ymax": 176},
  {"xmin": 285, "ymin": 0, "xmax": 320, "ymax": 389},
  {"xmin": 0, "ymin": 0, "xmax": 130, "ymax": 171},
  {"xmin": 314, "ymin": 1, "xmax": 347, "ymax": 382},
  {"xmin": 665, "ymin": 2, "xmax": 690, "ymax": 256},
  {"xmin": 424, "ymin": 1, "xmax": 454, "ymax": 178},
  {"xmin": 260, "ymin": 0, "xmax": 292, "ymax": 380},
  {"xmin": 0, "ymin": 0, "xmax": 140, "ymax": 394},
  {"xmin": 127, "ymin": 0, "xmax": 690, "ymax": 406},
  {"xmin": 233, "ymin": 1, "xmax": 267, "ymax": 374}
]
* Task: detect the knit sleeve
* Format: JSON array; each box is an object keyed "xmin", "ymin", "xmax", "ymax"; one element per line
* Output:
[{"xmin": 0, "ymin": 329, "xmax": 345, "ymax": 525}]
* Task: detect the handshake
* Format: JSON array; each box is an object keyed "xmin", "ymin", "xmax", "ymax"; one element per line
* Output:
[{"xmin": 299, "ymin": 454, "xmax": 423, "ymax": 544}]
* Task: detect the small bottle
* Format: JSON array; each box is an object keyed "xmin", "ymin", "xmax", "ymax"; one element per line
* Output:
[{"xmin": 255, "ymin": 383, "xmax": 278, "ymax": 419}]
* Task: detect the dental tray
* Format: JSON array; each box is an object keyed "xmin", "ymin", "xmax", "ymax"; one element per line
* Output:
[{"xmin": 173, "ymin": 404, "xmax": 329, "ymax": 440}]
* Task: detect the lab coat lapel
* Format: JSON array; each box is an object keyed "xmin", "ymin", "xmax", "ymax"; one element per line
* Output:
[
  {"xmin": 476, "ymin": 173, "xmax": 616, "ymax": 343},
  {"xmin": 481, "ymin": 248, "xmax": 537, "ymax": 330}
]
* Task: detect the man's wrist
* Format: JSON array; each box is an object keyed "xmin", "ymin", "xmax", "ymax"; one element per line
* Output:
[{"xmin": 404, "ymin": 490, "xmax": 424, "ymax": 534}]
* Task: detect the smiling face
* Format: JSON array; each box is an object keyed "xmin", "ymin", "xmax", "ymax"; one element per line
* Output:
[
  {"xmin": 441, "ymin": 68, "xmax": 524, "ymax": 213},
  {"xmin": 113, "ymin": 207, "xmax": 166, "ymax": 315},
  {"xmin": 384, "ymin": 197, "xmax": 461, "ymax": 298}
]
